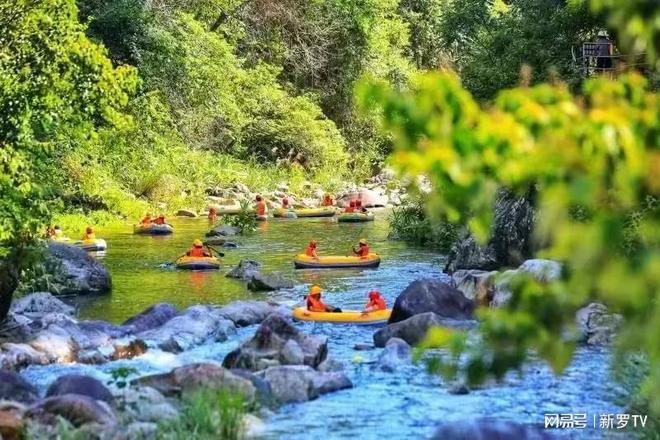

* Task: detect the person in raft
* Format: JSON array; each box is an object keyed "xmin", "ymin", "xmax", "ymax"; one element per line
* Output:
[
  {"xmin": 344, "ymin": 200, "xmax": 356, "ymax": 213},
  {"xmin": 255, "ymin": 195, "xmax": 268, "ymax": 217},
  {"xmin": 154, "ymin": 214, "xmax": 167, "ymax": 225},
  {"xmin": 355, "ymin": 199, "xmax": 368, "ymax": 213},
  {"xmin": 140, "ymin": 213, "xmax": 153, "ymax": 225},
  {"xmin": 208, "ymin": 207, "xmax": 218, "ymax": 221},
  {"xmin": 321, "ymin": 193, "xmax": 334, "ymax": 207},
  {"xmin": 353, "ymin": 238, "xmax": 370, "ymax": 258},
  {"xmin": 306, "ymin": 285, "xmax": 342, "ymax": 313},
  {"xmin": 305, "ymin": 240, "xmax": 319, "ymax": 259},
  {"xmin": 282, "ymin": 197, "xmax": 292, "ymax": 209},
  {"xmin": 363, "ymin": 290, "xmax": 387, "ymax": 313},
  {"xmin": 186, "ymin": 239, "xmax": 212, "ymax": 258},
  {"xmin": 82, "ymin": 226, "xmax": 96, "ymax": 240}
]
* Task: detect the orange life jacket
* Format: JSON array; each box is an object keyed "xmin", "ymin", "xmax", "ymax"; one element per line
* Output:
[
  {"xmin": 141, "ymin": 216, "xmax": 152, "ymax": 225},
  {"xmin": 322, "ymin": 196, "xmax": 333, "ymax": 206},
  {"xmin": 83, "ymin": 233, "xmax": 95, "ymax": 240},
  {"xmin": 306, "ymin": 295, "xmax": 327, "ymax": 312},
  {"xmin": 305, "ymin": 246, "xmax": 317, "ymax": 257},
  {"xmin": 154, "ymin": 217, "xmax": 165, "ymax": 225},
  {"xmin": 345, "ymin": 207, "xmax": 355, "ymax": 213},
  {"xmin": 187, "ymin": 247, "xmax": 206, "ymax": 257},
  {"xmin": 366, "ymin": 295, "xmax": 386, "ymax": 311},
  {"xmin": 355, "ymin": 245, "xmax": 369, "ymax": 257},
  {"xmin": 256, "ymin": 201, "xmax": 267, "ymax": 216}
]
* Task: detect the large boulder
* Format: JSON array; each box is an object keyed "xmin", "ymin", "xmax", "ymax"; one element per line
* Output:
[
  {"xmin": 10, "ymin": 292, "xmax": 74, "ymax": 319},
  {"xmin": 226, "ymin": 260, "xmax": 262, "ymax": 281},
  {"xmin": 122, "ymin": 303, "xmax": 178, "ymax": 333},
  {"xmin": 431, "ymin": 419, "xmax": 554, "ymax": 440},
  {"xmin": 223, "ymin": 314, "xmax": 327, "ymax": 371},
  {"xmin": 337, "ymin": 188, "xmax": 388, "ymax": 208},
  {"xmin": 134, "ymin": 363, "xmax": 256, "ymax": 402},
  {"xmin": 0, "ymin": 408, "xmax": 23, "ymax": 440},
  {"xmin": 47, "ymin": 242, "xmax": 111, "ymax": 294},
  {"xmin": 25, "ymin": 394, "xmax": 117, "ymax": 427},
  {"xmin": 0, "ymin": 371, "xmax": 39, "ymax": 403},
  {"xmin": 207, "ymin": 224, "xmax": 241, "ymax": 237},
  {"xmin": 450, "ymin": 270, "xmax": 497, "ymax": 306},
  {"xmin": 46, "ymin": 375, "xmax": 114, "ymax": 405},
  {"xmin": 28, "ymin": 325, "xmax": 79, "ymax": 363},
  {"xmin": 375, "ymin": 338, "xmax": 411, "ymax": 372},
  {"xmin": 258, "ymin": 365, "xmax": 352, "ymax": 404},
  {"xmin": 114, "ymin": 386, "xmax": 178, "ymax": 424},
  {"xmin": 137, "ymin": 305, "xmax": 235, "ymax": 352},
  {"xmin": 445, "ymin": 187, "xmax": 536, "ymax": 272},
  {"xmin": 218, "ymin": 301, "xmax": 287, "ymax": 327},
  {"xmin": 175, "ymin": 209, "xmax": 197, "ymax": 217},
  {"xmin": 247, "ymin": 273, "xmax": 294, "ymax": 292},
  {"xmin": 374, "ymin": 312, "xmax": 476, "ymax": 347},
  {"xmin": 389, "ymin": 279, "xmax": 475, "ymax": 324},
  {"xmin": 575, "ymin": 303, "xmax": 623, "ymax": 346},
  {"xmin": 518, "ymin": 259, "xmax": 562, "ymax": 282},
  {"xmin": 0, "ymin": 343, "xmax": 49, "ymax": 370}
]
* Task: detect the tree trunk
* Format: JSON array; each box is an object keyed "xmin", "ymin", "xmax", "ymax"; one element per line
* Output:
[{"xmin": 0, "ymin": 255, "xmax": 19, "ymax": 322}]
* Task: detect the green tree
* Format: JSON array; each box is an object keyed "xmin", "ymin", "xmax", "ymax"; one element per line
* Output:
[
  {"xmin": 361, "ymin": 0, "xmax": 660, "ymax": 417},
  {"xmin": 0, "ymin": 0, "xmax": 136, "ymax": 320}
]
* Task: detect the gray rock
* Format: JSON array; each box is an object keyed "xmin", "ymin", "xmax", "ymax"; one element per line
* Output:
[
  {"xmin": 26, "ymin": 394, "xmax": 117, "ymax": 427},
  {"xmin": 122, "ymin": 422, "xmax": 159, "ymax": 440},
  {"xmin": 29, "ymin": 325, "xmax": 79, "ymax": 363},
  {"xmin": 450, "ymin": 270, "xmax": 497, "ymax": 305},
  {"xmin": 353, "ymin": 343, "xmax": 374, "ymax": 351},
  {"xmin": 431, "ymin": 418, "xmax": 554, "ymax": 440},
  {"xmin": 317, "ymin": 357, "xmax": 345, "ymax": 372},
  {"xmin": 226, "ymin": 259, "xmax": 262, "ymax": 281},
  {"xmin": 207, "ymin": 224, "xmax": 241, "ymax": 237},
  {"xmin": 122, "ymin": 303, "xmax": 178, "ymax": 333},
  {"xmin": 375, "ymin": 338, "xmax": 411, "ymax": 372},
  {"xmin": 389, "ymin": 279, "xmax": 475, "ymax": 324},
  {"xmin": 137, "ymin": 305, "xmax": 235, "ymax": 352},
  {"xmin": 576, "ymin": 303, "xmax": 623, "ymax": 346},
  {"xmin": 448, "ymin": 381, "xmax": 470, "ymax": 395},
  {"xmin": 0, "ymin": 343, "xmax": 49, "ymax": 370},
  {"xmin": 114, "ymin": 386, "xmax": 178, "ymax": 424},
  {"xmin": 445, "ymin": 187, "xmax": 536, "ymax": 272},
  {"xmin": 46, "ymin": 374, "xmax": 114, "ymax": 404},
  {"xmin": 10, "ymin": 292, "xmax": 74, "ymax": 318},
  {"xmin": 48, "ymin": 242, "xmax": 111, "ymax": 294},
  {"xmin": 247, "ymin": 273, "xmax": 294, "ymax": 292},
  {"xmin": 218, "ymin": 301, "xmax": 287, "ymax": 327},
  {"xmin": 175, "ymin": 209, "xmax": 197, "ymax": 217},
  {"xmin": 519, "ymin": 259, "xmax": 562, "ymax": 283},
  {"xmin": 280, "ymin": 339, "xmax": 305, "ymax": 365},
  {"xmin": 134, "ymin": 363, "xmax": 256, "ymax": 402},
  {"xmin": 204, "ymin": 237, "xmax": 238, "ymax": 247},
  {"xmin": 0, "ymin": 371, "xmax": 39, "ymax": 403},
  {"xmin": 259, "ymin": 365, "xmax": 352, "ymax": 404},
  {"xmin": 223, "ymin": 314, "xmax": 327, "ymax": 371},
  {"xmin": 374, "ymin": 312, "xmax": 476, "ymax": 347},
  {"xmin": 230, "ymin": 369, "xmax": 275, "ymax": 408}
]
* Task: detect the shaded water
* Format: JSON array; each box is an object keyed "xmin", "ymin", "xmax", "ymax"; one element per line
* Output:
[{"xmin": 23, "ymin": 212, "xmax": 623, "ymax": 438}]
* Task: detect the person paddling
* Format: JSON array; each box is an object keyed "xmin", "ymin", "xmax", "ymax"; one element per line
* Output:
[
  {"xmin": 154, "ymin": 214, "xmax": 167, "ymax": 225},
  {"xmin": 345, "ymin": 200, "xmax": 356, "ymax": 213},
  {"xmin": 140, "ymin": 213, "xmax": 153, "ymax": 226},
  {"xmin": 363, "ymin": 290, "xmax": 387, "ymax": 312},
  {"xmin": 306, "ymin": 285, "xmax": 341, "ymax": 313},
  {"xmin": 321, "ymin": 193, "xmax": 334, "ymax": 207},
  {"xmin": 353, "ymin": 238, "xmax": 370, "ymax": 258},
  {"xmin": 305, "ymin": 240, "xmax": 319, "ymax": 259},
  {"xmin": 255, "ymin": 195, "xmax": 268, "ymax": 218},
  {"xmin": 186, "ymin": 239, "xmax": 212, "ymax": 257},
  {"xmin": 82, "ymin": 226, "xmax": 96, "ymax": 240}
]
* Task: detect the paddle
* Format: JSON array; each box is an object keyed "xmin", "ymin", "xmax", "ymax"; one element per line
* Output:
[
  {"xmin": 205, "ymin": 244, "xmax": 225, "ymax": 258},
  {"xmin": 346, "ymin": 226, "xmax": 366, "ymax": 256}
]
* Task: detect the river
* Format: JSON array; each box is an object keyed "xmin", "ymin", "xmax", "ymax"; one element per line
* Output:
[{"xmin": 21, "ymin": 213, "xmax": 623, "ymax": 438}]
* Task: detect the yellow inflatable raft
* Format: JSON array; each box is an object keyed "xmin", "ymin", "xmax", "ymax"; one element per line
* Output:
[
  {"xmin": 292, "ymin": 307, "xmax": 391, "ymax": 325},
  {"xmin": 74, "ymin": 238, "xmax": 107, "ymax": 252},
  {"xmin": 175, "ymin": 256, "xmax": 221, "ymax": 270},
  {"xmin": 293, "ymin": 253, "xmax": 381, "ymax": 269},
  {"xmin": 272, "ymin": 207, "xmax": 336, "ymax": 218},
  {"xmin": 337, "ymin": 212, "xmax": 375, "ymax": 222}
]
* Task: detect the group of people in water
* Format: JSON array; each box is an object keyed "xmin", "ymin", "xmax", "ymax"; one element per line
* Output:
[
  {"xmin": 45, "ymin": 225, "xmax": 96, "ymax": 241},
  {"xmin": 140, "ymin": 213, "xmax": 169, "ymax": 226}
]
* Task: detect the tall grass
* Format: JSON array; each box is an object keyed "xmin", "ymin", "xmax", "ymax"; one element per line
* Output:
[
  {"xmin": 158, "ymin": 388, "xmax": 246, "ymax": 440},
  {"xmin": 388, "ymin": 201, "xmax": 460, "ymax": 252}
]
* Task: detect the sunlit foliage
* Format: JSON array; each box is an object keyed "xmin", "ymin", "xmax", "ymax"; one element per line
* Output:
[{"xmin": 361, "ymin": 38, "xmax": 660, "ymax": 419}]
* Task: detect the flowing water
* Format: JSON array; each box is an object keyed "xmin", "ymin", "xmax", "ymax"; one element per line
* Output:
[{"xmin": 21, "ymin": 213, "xmax": 623, "ymax": 438}]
